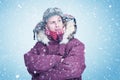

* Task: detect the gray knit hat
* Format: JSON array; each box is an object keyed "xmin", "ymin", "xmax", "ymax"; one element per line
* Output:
[{"xmin": 43, "ymin": 7, "xmax": 63, "ymax": 23}]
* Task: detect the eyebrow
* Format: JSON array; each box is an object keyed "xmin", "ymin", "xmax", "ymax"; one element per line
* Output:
[
  {"xmin": 57, "ymin": 16, "xmax": 61, "ymax": 20},
  {"xmin": 48, "ymin": 16, "xmax": 62, "ymax": 23}
]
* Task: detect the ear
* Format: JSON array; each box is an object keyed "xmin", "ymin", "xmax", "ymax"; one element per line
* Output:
[
  {"xmin": 45, "ymin": 24, "xmax": 50, "ymax": 30},
  {"xmin": 45, "ymin": 25, "xmax": 47, "ymax": 29},
  {"xmin": 45, "ymin": 26, "xmax": 50, "ymax": 35},
  {"xmin": 63, "ymin": 26, "xmax": 66, "ymax": 33}
]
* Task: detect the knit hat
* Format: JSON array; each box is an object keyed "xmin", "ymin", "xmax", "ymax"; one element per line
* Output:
[{"xmin": 43, "ymin": 7, "xmax": 63, "ymax": 23}]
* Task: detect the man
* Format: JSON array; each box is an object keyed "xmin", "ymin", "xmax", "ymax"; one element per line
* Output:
[{"xmin": 24, "ymin": 7, "xmax": 86, "ymax": 80}]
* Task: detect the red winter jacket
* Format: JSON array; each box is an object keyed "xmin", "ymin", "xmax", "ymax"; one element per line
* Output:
[{"xmin": 24, "ymin": 17, "xmax": 86, "ymax": 80}]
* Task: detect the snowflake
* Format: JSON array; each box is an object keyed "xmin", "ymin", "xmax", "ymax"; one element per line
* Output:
[
  {"xmin": 43, "ymin": 49, "xmax": 46, "ymax": 52},
  {"xmin": 34, "ymin": 71, "xmax": 37, "ymax": 74},
  {"xmin": 108, "ymin": 5, "xmax": 112, "ymax": 8},
  {"xmin": 17, "ymin": 4, "xmax": 22, "ymax": 8},
  {"xmin": 16, "ymin": 74, "xmax": 20, "ymax": 79}
]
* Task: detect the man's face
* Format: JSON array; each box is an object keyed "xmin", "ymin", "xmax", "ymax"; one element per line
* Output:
[{"xmin": 46, "ymin": 15, "xmax": 64, "ymax": 33}]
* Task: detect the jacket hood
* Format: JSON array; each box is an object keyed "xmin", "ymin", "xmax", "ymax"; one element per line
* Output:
[{"xmin": 33, "ymin": 14, "xmax": 77, "ymax": 45}]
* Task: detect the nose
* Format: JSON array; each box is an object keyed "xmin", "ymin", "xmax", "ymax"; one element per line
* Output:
[{"xmin": 55, "ymin": 22, "xmax": 59, "ymax": 28}]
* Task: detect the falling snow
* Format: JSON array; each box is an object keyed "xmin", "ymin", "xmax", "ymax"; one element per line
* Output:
[
  {"xmin": 17, "ymin": 4, "xmax": 22, "ymax": 9},
  {"xmin": 16, "ymin": 74, "xmax": 20, "ymax": 79},
  {"xmin": 0, "ymin": 0, "xmax": 120, "ymax": 80},
  {"xmin": 109, "ymin": 5, "xmax": 112, "ymax": 8},
  {"xmin": 34, "ymin": 71, "xmax": 37, "ymax": 74}
]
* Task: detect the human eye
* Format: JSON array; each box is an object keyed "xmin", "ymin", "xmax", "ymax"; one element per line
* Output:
[
  {"xmin": 49, "ymin": 21, "xmax": 55, "ymax": 24},
  {"xmin": 58, "ymin": 19, "xmax": 62, "ymax": 22}
]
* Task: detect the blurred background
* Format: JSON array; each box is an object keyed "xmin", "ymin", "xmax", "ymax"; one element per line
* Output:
[{"xmin": 0, "ymin": 0, "xmax": 120, "ymax": 80}]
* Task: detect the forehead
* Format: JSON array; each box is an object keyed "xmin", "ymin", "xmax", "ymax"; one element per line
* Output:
[{"xmin": 47, "ymin": 15, "xmax": 61, "ymax": 22}]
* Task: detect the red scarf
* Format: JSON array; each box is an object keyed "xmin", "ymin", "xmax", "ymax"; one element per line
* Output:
[
  {"xmin": 45, "ymin": 28, "xmax": 64, "ymax": 40},
  {"xmin": 49, "ymin": 30, "xmax": 58, "ymax": 40}
]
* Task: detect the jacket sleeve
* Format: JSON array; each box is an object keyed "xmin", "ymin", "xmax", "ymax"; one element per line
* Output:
[
  {"xmin": 24, "ymin": 42, "xmax": 62, "ymax": 74},
  {"xmin": 45, "ymin": 40, "xmax": 86, "ymax": 79}
]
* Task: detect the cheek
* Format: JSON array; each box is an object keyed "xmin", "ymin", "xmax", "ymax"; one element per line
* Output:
[
  {"xmin": 60, "ymin": 23, "xmax": 64, "ymax": 28},
  {"xmin": 58, "ymin": 22, "xmax": 63, "ymax": 27},
  {"xmin": 48, "ymin": 25, "xmax": 56, "ymax": 31}
]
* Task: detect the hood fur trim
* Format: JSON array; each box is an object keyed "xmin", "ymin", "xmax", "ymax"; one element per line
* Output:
[
  {"xmin": 36, "ymin": 18, "xmax": 76, "ymax": 45},
  {"xmin": 60, "ymin": 19, "xmax": 76, "ymax": 44}
]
